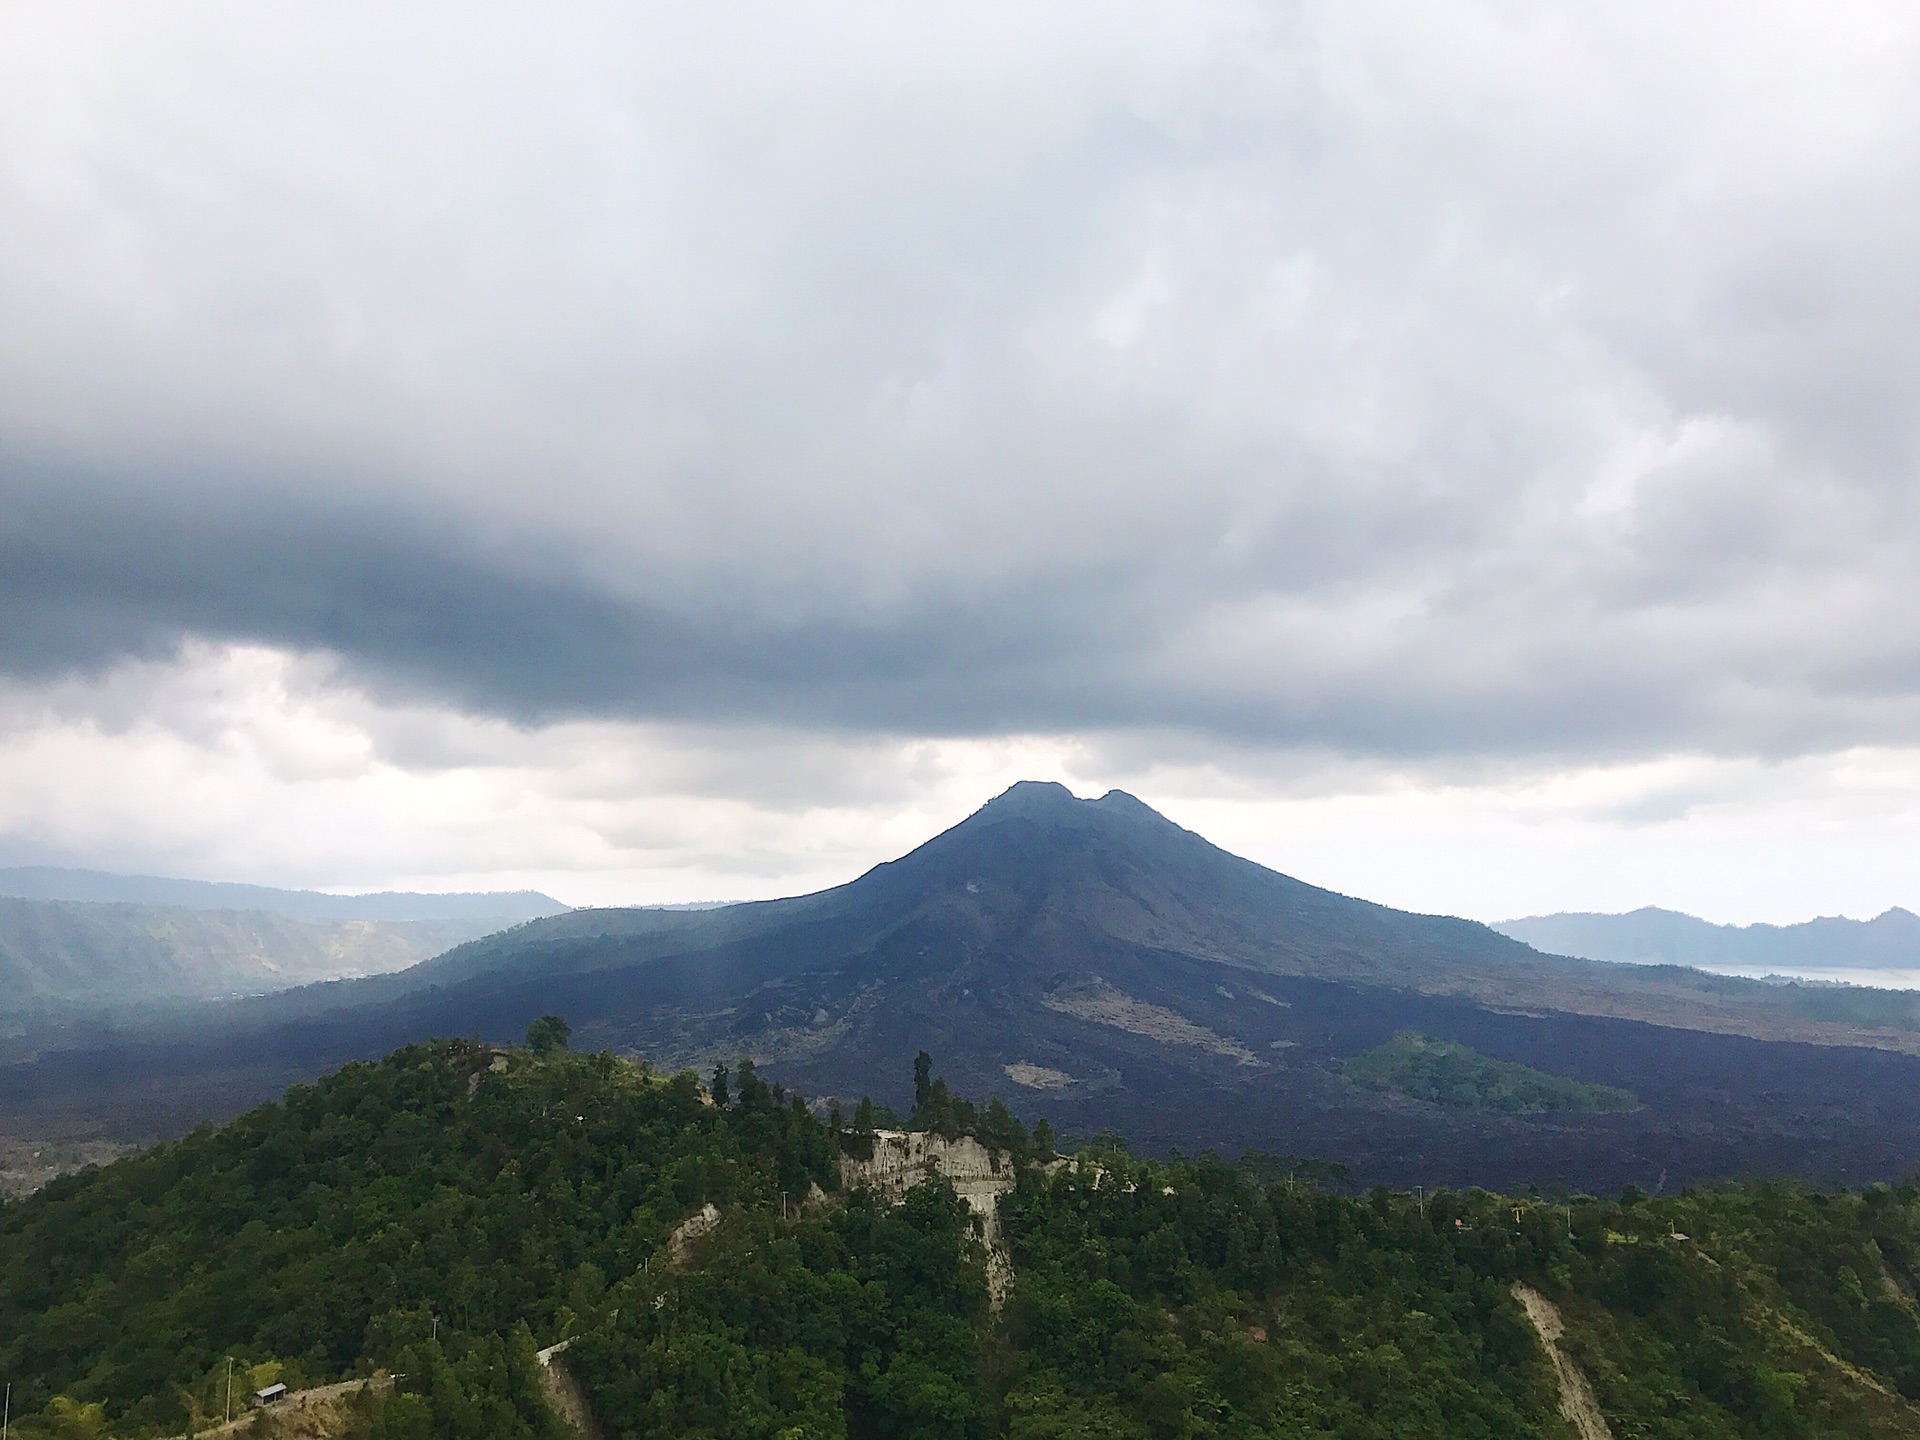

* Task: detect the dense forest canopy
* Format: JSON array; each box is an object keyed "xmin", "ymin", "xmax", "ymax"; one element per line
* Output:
[{"xmin": 3, "ymin": 1032, "xmax": 1920, "ymax": 1438}]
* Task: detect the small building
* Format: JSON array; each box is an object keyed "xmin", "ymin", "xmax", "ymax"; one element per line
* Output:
[{"xmin": 252, "ymin": 1384, "xmax": 288, "ymax": 1407}]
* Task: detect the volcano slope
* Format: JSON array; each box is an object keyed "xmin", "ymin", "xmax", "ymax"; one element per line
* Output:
[{"xmin": 8, "ymin": 781, "xmax": 1920, "ymax": 1193}]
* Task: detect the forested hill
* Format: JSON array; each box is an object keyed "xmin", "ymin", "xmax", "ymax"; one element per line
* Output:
[{"xmin": 8, "ymin": 1036, "xmax": 1920, "ymax": 1439}]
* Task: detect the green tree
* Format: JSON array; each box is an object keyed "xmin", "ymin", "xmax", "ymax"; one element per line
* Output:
[
  {"xmin": 524, "ymin": 1015, "xmax": 571, "ymax": 1055},
  {"xmin": 44, "ymin": 1397, "xmax": 109, "ymax": 1440},
  {"xmin": 10, "ymin": 1036, "xmax": 1920, "ymax": 1440}
]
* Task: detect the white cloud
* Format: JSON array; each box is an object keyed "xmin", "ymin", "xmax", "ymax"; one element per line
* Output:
[
  {"xmin": 0, "ymin": 642, "xmax": 1917, "ymax": 924},
  {"xmin": 0, "ymin": 644, "xmax": 1094, "ymax": 902},
  {"xmin": 1147, "ymin": 750, "xmax": 1920, "ymax": 926},
  {"xmin": 3, "ymin": 4, "xmax": 1920, "ymax": 917}
]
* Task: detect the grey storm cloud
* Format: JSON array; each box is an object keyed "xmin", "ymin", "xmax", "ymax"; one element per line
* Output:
[{"xmin": 5, "ymin": 2, "xmax": 1920, "ymax": 763}]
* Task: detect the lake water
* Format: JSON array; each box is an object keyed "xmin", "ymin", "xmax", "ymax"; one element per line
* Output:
[{"xmin": 1682, "ymin": 962, "xmax": 1920, "ymax": 992}]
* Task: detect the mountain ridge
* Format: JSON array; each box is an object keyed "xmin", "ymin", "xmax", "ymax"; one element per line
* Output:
[
  {"xmin": 404, "ymin": 779, "xmax": 1543, "ymax": 995},
  {"xmin": 388, "ymin": 781, "xmax": 1920, "ymax": 1053},
  {"xmin": 0, "ymin": 865, "xmax": 569, "ymax": 923},
  {"xmin": 0, "ymin": 898, "xmax": 540, "ymax": 1016},
  {"xmin": 12, "ymin": 782, "xmax": 1920, "ymax": 1193},
  {"xmin": 1496, "ymin": 904, "xmax": 1920, "ymax": 973}
]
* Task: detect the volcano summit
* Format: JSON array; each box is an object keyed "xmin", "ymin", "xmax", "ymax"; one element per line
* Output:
[{"xmin": 9, "ymin": 783, "xmax": 1920, "ymax": 1192}]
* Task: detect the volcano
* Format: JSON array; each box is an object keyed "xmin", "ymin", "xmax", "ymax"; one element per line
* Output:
[{"xmin": 10, "ymin": 781, "xmax": 1920, "ymax": 1192}]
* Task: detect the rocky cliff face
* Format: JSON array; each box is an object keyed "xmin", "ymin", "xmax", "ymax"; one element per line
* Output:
[
  {"xmin": 841, "ymin": 1130, "xmax": 1016, "ymax": 1305},
  {"xmin": 839, "ymin": 1128, "xmax": 1010, "ymax": 1197}
]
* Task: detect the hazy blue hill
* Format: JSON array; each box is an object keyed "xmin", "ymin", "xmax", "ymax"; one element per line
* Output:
[
  {"xmin": 1496, "ymin": 905, "xmax": 1920, "ymax": 972},
  {"xmin": 0, "ymin": 870, "xmax": 571, "ymax": 1016},
  {"xmin": 0, "ymin": 898, "xmax": 529, "ymax": 1014},
  {"xmin": 0, "ymin": 866, "xmax": 568, "ymax": 922}
]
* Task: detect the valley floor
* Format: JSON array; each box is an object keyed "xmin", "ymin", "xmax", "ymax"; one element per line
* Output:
[{"xmin": 0, "ymin": 1130, "xmax": 128, "ymax": 1198}]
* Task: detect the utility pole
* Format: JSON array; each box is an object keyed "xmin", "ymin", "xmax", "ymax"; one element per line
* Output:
[
  {"xmin": 6, "ymin": 1378, "xmax": 12, "ymax": 1440},
  {"xmin": 225, "ymin": 1357, "xmax": 234, "ymax": 1425}
]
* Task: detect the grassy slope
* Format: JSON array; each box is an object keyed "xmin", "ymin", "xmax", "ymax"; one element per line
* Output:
[{"xmin": 1346, "ymin": 1032, "xmax": 1638, "ymax": 1114}]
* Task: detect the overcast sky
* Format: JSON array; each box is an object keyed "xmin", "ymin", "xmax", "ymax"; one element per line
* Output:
[{"xmin": 4, "ymin": 2, "xmax": 1920, "ymax": 922}]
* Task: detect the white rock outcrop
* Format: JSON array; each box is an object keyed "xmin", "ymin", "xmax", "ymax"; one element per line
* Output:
[{"xmin": 841, "ymin": 1131, "xmax": 1017, "ymax": 1306}]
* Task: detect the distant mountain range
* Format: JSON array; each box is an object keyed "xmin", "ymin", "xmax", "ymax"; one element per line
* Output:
[
  {"xmin": 0, "ymin": 866, "xmax": 567, "ymax": 922},
  {"xmin": 1495, "ymin": 906, "xmax": 1920, "ymax": 973},
  {"xmin": 0, "ymin": 901, "xmax": 540, "ymax": 1014},
  {"xmin": 0, "ymin": 868, "xmax": 571, "ymax": 1016},
  {"xmin": 11, "ymin": 781, "xmax": 1920, "ymax": 1194}
]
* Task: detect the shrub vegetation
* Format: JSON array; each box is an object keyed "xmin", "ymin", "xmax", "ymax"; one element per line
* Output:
[{"xmin": 1345, "ymin": 1031, "xmax": 1637, "ymax": 1114}]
